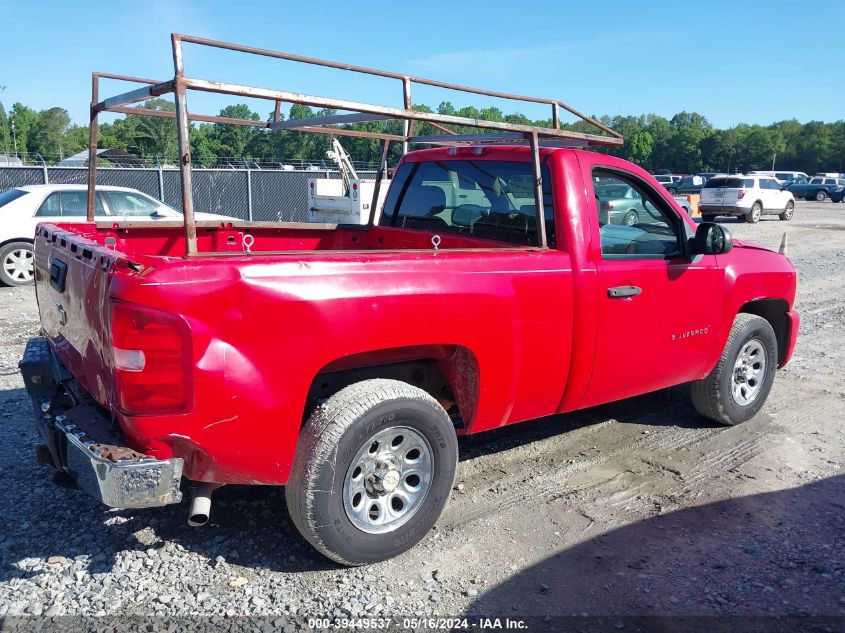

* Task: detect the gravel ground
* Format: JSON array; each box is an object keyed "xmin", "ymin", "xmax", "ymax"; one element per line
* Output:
[{"xmin": 0, "ymin": 200, "xmax": 843, "ymax": 623}]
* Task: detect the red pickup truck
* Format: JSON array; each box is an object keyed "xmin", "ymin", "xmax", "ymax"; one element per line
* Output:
[{"xmin": 20, "ymin": 145, "xmax": 799, "ymax": 566}]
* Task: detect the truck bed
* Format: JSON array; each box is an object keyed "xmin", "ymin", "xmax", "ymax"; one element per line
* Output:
[{"xmin": 78, "ymin": 220, "xmax": 517, "ymax": 262}]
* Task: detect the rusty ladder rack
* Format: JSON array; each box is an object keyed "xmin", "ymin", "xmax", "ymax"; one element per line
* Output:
[{"xmin": 87, "ymin": 33, "xmax": 624, "ymax": 254}]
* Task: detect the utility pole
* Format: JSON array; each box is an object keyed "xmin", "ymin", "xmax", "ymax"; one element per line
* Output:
[{"xmin": 771, "ymin": 152, "xmax": 776, "ymax": 171}]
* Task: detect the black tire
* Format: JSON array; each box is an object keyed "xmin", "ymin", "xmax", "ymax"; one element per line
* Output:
[
  {"xmin": 814, "ymin": 190, "xmax": 827, "ymax": 202},
  {"xmin": 745, "ymin": 202, "xmax": 762, "ymax": 224},
  {"xmin": 779, "ymin": 200, "xmax": 794, "ymax": 221},
  {"xmin": 691, "ymin": 314, "xmax": 778, "ymax": 426},
  {"xmin": 623, "ymin": 210, "xmax": 639, "ymax": 226},
  {"xmin": 667, "ymin": 187, "xmax": 677, "ymax": 196},
  {"xmin": 701, "ymin": 213, "xmax": 717, "ymax": 223},
  {"xmin": 0, "ymin": 241, "xmax": 35, "ymax": 287},
  {"xmin": 286, "ymin": 379, "xmax": 458, "ymax": 566}
]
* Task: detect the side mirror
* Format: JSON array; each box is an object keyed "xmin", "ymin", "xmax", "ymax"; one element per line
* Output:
[{"xmin": 693, "ymin": 222, "xmax": 733, "ymax": 256}]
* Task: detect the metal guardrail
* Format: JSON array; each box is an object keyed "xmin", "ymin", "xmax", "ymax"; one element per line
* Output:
[{"xmin": 87, "ymin": 33, "xmax": 625, "ymax": 254}]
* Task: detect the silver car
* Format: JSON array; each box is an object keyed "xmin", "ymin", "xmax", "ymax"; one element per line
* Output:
[{"xmin": 597, "ymin": 183, "xmax": 665, "ymax": 226}]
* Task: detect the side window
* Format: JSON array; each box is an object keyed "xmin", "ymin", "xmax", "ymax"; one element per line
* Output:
[
  {"xmin": 36, "ymin": 193, "xmax": 62, "ymax": 216},
  {"xmin": 36, "ymin": 191, "xmax": 104, "ymax": 217},
  {"xmin": 59, "ymin": 192, "xmax": 90, "ymax": 216},
  {"xmin": 102, "ymin": 191, "xmax": 160, "ymax": 216},
  {"xmin": 594, "ymin": 169, "xmax": 683, "ymax": 259}
]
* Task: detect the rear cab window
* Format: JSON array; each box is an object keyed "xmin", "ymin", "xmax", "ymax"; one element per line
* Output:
[{"xmin": 379, "ymin": 159, "xmax": 555, "ymax": 247}]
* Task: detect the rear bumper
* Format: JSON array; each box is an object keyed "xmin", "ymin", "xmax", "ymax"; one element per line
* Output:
[
  {"xmin": 699, "ymin": 204, "xmax": 748, "ymax": 215},
  {"xmin": 19, "ymin": 337, "xmax": 183, "ymax": 509}
]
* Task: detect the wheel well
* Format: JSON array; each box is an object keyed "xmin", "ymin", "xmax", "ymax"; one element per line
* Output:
[
  {"xmin": 0, "ymin": 238, "xmax": 34, "ymax": 249},
  {"xmin": 305, "ymin": 347, "xmax": 479, "ymax": 429},
  {"xmin": 739, "ymin": 299, "xmax": 790, "ymax": 364}
]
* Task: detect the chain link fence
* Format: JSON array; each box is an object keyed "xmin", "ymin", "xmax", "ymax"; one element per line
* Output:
[{"xmin": 0, "ymin": 166, "xmax": 376, "ymax": 222}]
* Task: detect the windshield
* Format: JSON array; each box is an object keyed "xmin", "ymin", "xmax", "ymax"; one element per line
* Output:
[
  {"xmin": 0, "ymin": 188, "xmax": 28, "ymax": 208},
  {"xmin": 380, "ymin": 160, "xmax": 554, "ymax": 247}
]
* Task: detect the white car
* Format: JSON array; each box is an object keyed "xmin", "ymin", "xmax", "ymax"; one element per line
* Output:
[
  {"xmin": 0, "ymin": 184, "xmax": 235, "ymax": 286},
  {"xmin": 698, "ymin": 175, "xmax": 795, "ymax": 224}
]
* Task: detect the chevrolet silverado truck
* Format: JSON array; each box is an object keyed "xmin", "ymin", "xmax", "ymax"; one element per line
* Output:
[{"xmin": 19, "ymin": 145, "xmax": 800, "ymax": 565}]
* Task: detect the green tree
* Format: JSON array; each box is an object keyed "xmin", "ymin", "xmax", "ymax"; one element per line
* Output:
[
  {"xmin": 32, "ymin": 107, "xmax": 71, "ymax": 159},
  {"xmin": 9, "ymin": 103, "xmax": 38, "ymax": 156},
  {"xmin": 626, "ymin": 130, "xmax": 653, "ymax": 166}
]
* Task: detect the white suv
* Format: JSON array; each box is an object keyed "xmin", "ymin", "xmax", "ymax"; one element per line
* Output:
[{"xmin": 699, "ymin": 175, "xmax": 795, "ymax": 223}]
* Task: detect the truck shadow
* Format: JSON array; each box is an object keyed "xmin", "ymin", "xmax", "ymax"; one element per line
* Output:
[
  {"xmin": 0, "ymin": 385, "xmax": 720, "ymax": 578},
  {"xmin": 457, "ymin": 386, "xmax": 718, "ymax": 462},
  {"xmin": 467, "ymin": 474, "xmax": 845, "ymax": 620}
]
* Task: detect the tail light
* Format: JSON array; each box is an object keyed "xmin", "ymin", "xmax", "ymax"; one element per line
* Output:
[
  {"xmin": 737, "ymin": 190, "xmax": 746, "ymax": 200},
  {"xmin": 601, "ymin": 201, "xmax": 612, "ymax": 211},
  {"xmin": 111, "ymin": 301, "xmax": 192, "ymax": 415}
]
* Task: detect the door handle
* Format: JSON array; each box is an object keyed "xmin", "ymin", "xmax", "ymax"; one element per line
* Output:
[{"xmin": 607, "ymin": 285, "xmax": 642, "ymax": 298}]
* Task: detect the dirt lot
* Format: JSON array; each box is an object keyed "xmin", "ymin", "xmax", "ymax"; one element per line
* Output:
[{"xmin": 0, "ymin": 201, "xmax": 843, "ymax": 623}]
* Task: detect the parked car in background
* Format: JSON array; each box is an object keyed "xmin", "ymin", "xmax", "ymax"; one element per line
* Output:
[
  {"xmin": 0, "ymin": 185, "xmax": 235, "ymax": 286},
  {"xmin": 788, "ymin": 176, "xmax": 845, "ymax": 201},
  {"xmin": 748, "ymin": 170, "xmax": 809, "ymax": 185},
  {"xmin": 674, "ymin": 172, "xmax": 721, "ymax": 195},
  {"xmin": 831, "ymin": 186, "xmax": 845, "ymax": 203},
  {"xmin": 652, "ymin": 174, "xmax": 681, "ymax": 195},
  {"xmin": 700, "ymin": 175, "xmax": 794, "ymax": 223}
]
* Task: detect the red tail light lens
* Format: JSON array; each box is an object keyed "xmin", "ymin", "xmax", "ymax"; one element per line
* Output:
[
  {"xmin": 737, "ymin": 190, "xmax": 746, "ymax": 200},
  {"xmin": 601, "ymin": 201, "xmax": 612, "ymax": 211},
  {"xmin": 111, "ymin": 301, "xmax": 192, "ymax": 415}
]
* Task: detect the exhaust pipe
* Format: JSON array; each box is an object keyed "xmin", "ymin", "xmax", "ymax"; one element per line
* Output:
[{"xmin": 188, "ymin": 482, "xmax": 222, "ymax": 527}]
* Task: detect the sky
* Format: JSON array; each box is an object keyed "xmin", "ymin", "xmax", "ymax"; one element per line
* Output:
[{"xmin": 2, "ymin": 0, "xmax": 844, "ymax": 130}]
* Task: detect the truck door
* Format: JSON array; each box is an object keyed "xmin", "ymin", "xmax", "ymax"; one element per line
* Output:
[{"xmin": 578, "ymin": 162, "xmax": 723, "ymax": 408}]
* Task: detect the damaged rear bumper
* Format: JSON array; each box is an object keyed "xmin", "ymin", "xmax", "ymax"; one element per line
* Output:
[{"xmin": 19, "ymin": 337, "xmax": 183, "ymax": 509}]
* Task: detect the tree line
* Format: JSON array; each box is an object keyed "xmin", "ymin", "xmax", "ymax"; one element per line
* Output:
[{"xmin": 1, "ymin": 97, "xmax": 844, "ymax": 175}]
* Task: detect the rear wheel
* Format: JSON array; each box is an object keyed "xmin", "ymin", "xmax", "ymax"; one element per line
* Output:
[
  {"xmin": 286, "ymin": 379, "xmax": 458, "ymax": 566},
  {"xmin": 745, "ymin": 202, "xmax": 762, "ymax": 224},
  {"xmin": 623, "ymin": 210, "xmax": 639, "ymax": 226},
  {"xmin": 701, "ymin": 213, "xmax": 717, "ymax": 222},
  {"xmin": 779, "ymin": 200, "xmax": 794, "ymax": 221},
  {"xmin": 0, "ymin": 242, "xmax": 35, "ymax": 287},
  {"xmin": 667, "ymin": 187, "xmax": 677, "ymax": 195},
  {"xmin": 691, "ymin": 314, "xmax": 778, "ymax": 426},
  {"xmin": 814, "ymin": 190, "xmax": 827, "ymax": 202}
]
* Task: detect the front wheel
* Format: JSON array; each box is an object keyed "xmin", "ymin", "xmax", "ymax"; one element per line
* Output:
[
  {"xmin": 667, "ymin": 187, "xmax": 677, "ymax": 196},
  {"xmin": 815, "ymin": 190, "xmax": 827, "ymax": 202},
  {"xmin": 779, "ymin": 200, "xmax": 794, "ymax": 221},
  {"xmin": 0, "ymin": 242, "xmax": 35, "ymax": 287},
  {"xmin": 701, "ymin": 213, "xmax": 717, "ymax": 223},
  {"xmin": 691, "ymin": 314, "xmax": 778, "ymax": 426},
  {"xmin": 286, "ymin": 379, "xmax": 458, "ymax": 566}
]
